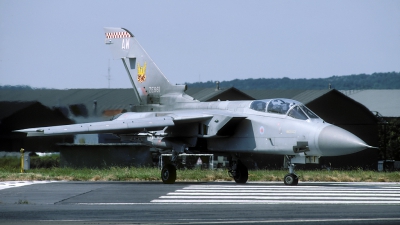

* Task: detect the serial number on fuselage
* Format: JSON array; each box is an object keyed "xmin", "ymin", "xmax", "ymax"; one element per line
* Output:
[{"xmin": 148, "ymin": 86, "xmax": 161, "ymax": 93}]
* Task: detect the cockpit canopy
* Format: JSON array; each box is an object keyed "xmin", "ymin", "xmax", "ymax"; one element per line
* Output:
[{"xmin": 250, "ymin": 99, "xmax": 319, "ymax": 120}]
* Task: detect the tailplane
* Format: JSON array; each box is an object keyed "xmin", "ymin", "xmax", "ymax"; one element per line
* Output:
[{"xmin": 104, "ymin": 27, "xmax": 195, "ymax": 105}]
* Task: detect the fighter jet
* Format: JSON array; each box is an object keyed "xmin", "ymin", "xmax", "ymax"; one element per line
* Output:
[{"xmin": 16, "ymin": 27, "xmax": 374, "ymax": 185}]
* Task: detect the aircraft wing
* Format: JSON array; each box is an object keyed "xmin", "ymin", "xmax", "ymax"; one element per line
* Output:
[
  {"xmin": 15, "ymin": 111, "xmax": 246, "ymax": 137},
  {"xmin": 15, "ymin": 116, "xmax": 175, "ymax": 137}
]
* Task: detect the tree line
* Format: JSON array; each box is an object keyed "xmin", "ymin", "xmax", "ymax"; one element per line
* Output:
[
  {"xmin": 186, "ymin": 72, "xmax": 400, "ymax": 90},
  {"xmin": 2, "ymin": 72, "xmax": 399, "ymax": 90}
]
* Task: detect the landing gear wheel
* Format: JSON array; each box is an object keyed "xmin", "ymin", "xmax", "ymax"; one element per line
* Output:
[
  {"xmin": 233, "ymin": 162, "xmax": 248, "ymax": 184},
  {"xmin": 284, "ymin": 173, "xmax": 298, "ymax": 186},
  {"xmin": 161, "ymin": 164, "xmax": 176, "ymax": 184}
]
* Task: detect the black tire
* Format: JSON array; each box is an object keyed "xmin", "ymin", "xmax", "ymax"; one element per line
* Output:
[
  {"xmin": 284, "ymin": 173, "xmax": 298, "ymax": 186},
  {"xmin": 233, "ymin": 162, "xmax": 248, "ymax": 184},
  {"xmin": 161, "ymin": 164, "xmax": 176, "ymax": 184},
  {"xmin": 293, "ymin": 175, "xmax": 299, "ymax": 185}
]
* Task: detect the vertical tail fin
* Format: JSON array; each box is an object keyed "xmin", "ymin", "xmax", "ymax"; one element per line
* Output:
[{"xmin": 104, "ymin": 27, "xmax": 193, "ymax": 105}]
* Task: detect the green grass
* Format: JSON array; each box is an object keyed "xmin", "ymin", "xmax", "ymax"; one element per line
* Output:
[
  {"xmin": 0, "ymin": 167, "xmax": 399, "ymax": 182},
  {"xmin": 248, "ymin": 169, "xmax": 400, "ymax": 182},
  {"xmin": 1, "ymin": 156, "xmax": 399, "ymax": 182},
  {"xmin": 0, "ymin": 155, "xmax": 59, "ymax": 170}
]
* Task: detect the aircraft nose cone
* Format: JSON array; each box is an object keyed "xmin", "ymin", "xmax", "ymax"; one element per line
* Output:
[{"xmin": 318, "ymin": 125, "xmax": 371, "ymax": 156}]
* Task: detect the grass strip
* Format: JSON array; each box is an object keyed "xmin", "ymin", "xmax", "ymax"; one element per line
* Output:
[{"xmin": 1, "ymin": 167, "xmax": 399, "ymax": 182}]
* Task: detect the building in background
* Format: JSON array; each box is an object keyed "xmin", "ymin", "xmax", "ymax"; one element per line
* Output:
[{"xmin": 0, "ymin": 101, "xmax": 73, "ymax": 152}]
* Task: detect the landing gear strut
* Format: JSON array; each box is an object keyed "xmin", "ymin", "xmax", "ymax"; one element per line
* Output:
[
  {"xmin": 228, "ymin": 159, "xmax": 248, "ymax": 184},
  {"xmin": 284, "ymin": 155, "xmax": 299, "ymax": 185}
]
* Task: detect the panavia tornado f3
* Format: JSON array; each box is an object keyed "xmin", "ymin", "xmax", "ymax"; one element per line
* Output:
[{"xmin": 16, "ymin": 27, "xmax": 375, "ymax": 185}]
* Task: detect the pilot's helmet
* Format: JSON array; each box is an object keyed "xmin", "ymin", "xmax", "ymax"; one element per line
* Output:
[{"xmin": 271, "ymin": 99, "xmax": 280, "ymax": 105}]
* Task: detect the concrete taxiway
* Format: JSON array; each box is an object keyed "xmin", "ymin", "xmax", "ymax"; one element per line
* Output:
[{"xmin": 0, "ymin": 181, "xmax": 399, "ymax": 224}]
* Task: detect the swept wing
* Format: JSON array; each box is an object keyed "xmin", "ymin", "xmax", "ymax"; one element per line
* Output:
[{"xmin": 15, "ymin": 111, "xmax": 245, "ymax": 138}]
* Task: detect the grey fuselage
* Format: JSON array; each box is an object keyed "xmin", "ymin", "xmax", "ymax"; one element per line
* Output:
[{"xmin": 117, "ymin": 98, "xmax": 364, "ymax": 158}]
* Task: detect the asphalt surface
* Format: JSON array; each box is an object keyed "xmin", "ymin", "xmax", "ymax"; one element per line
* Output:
[{"xmin": 0, "ymin": 181, "xmax": 400, "ymax": 225}]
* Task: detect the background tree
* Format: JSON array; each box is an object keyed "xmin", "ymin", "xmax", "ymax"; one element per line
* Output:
[{"xmin": 187, "ymin": 72, "xmax": 400, "ymax": 90}]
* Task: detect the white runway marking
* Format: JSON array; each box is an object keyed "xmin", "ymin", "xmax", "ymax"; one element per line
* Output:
[
  {"xmin": 151, "ymin": 183, "xmax": 400, "ymax": 205},
  {"xmin": 0, "ymin": 181, "xmax": 57, "ymax": 190}
]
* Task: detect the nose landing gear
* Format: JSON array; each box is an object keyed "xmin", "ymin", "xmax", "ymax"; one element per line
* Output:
[
  {"xmin": 284, "ymin": 173, "xmax": 298, "ymax": 185},
  {"xmin": 284, "ymin": 155, "xmax": 299, "ymax": 185}
]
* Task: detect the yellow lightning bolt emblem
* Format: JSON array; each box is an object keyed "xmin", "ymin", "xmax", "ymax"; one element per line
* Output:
[{"xmin": 137, "ymin": 62, "xmax": 147, "ymax": 83}]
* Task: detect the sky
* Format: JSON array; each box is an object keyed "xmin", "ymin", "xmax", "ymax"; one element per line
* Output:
[{"xmin": 0, "ymin": 0, "xmax": 399, "ymax": 89}]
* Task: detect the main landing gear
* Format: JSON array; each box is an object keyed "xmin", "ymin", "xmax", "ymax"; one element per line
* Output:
[
  {"xmin": 228, "ymin": 159, "xmax": 249, "ymax": 184},
  {"xmin": 161, "ymin": 164, "xmax": 176, "ymax": 184},
  {"xmin": 284, "ymin": 155, "xmax": 299, "ymax": 185},
  {"xmin": 160, "ymin": 152, "xmax": 298, "ymax": 185},
  {"xmin": 161, "ymin": 150, "xmax": 178, "ymax": 184}
]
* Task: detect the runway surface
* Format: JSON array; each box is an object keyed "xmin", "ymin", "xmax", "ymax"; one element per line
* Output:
[
  {"xmin": 0, "ymin": 181, "xmax": 399, "ymax": 224},
  {"xmin": 151, "ymin": 183, "xmax": 400, "ymax": 204}
]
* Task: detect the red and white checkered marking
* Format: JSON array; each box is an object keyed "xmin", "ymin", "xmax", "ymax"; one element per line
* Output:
[{"xmin": 105, "ymin": 32, "xmax": 132, "ymax": 39}]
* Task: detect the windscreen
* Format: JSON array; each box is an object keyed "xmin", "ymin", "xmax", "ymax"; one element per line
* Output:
[
  {"xmin": 301, "ymin": 106, "xmax": 319, "ymax": 119},
  {"xmin": 287, "ymin": 106, "xmax": 308, "ymax": 120}
]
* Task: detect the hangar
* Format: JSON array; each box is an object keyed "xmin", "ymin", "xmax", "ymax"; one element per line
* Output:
[
  {"xmin": 341, "ymin": 90, "xmax": 400, "ymax": 166},
  {"xmin": 0, "ymin": 101, "xmax": 73, "ymax": 152},
  {"xmin": 341, "ymin": 89, "xmax": 400, "ymax": 118},
  {"xmin": 0, "ymin": 87, "xmax": 388, "ymax": 169}
]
